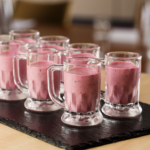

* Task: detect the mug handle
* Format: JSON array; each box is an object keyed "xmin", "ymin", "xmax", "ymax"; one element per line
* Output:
[
  {"xmin": 13, "ymin": 54, "xmax": 28, "ymax": 94},
  {"xmin": 47, "ymin": 64, "xmax": 65, "ymax": 108},
  {"xmin": 101, "ymin": 59, "xmax": 105, "ymax": 100}
]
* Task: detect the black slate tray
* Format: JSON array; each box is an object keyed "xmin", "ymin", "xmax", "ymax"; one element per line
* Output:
[{"xmin": 0, "ymin": 93, "xmax": 150, "ymax": 150}]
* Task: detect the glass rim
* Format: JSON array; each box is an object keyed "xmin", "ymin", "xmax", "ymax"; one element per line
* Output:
[
  {"xmin": 68, "ymin": 43, "xmax": 100, "ymax": 51},
  {"xmin": 28, "ymin": 47, "xmax": 60, "ymax": 55},
  {"xmin": 64, "ymin": 57, "xmax": 101, "ymax": 65},
  {"xmin": 39, "ymin": 35, "xmax": 70, "ymax": 43},
  {"xmin": 0, "ymin": 40, "xmax": 28, "ymax": 47},
  {"xmin": 105, "ymin": 51, "xmax": 142, "ymax": 60},
  {"xmin": 9, "ymin": 29, "xmax": 40, "ymax": 36}
]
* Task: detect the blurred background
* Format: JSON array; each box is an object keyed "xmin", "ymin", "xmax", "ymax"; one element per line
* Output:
[{"xmin": 0, "ymin": 0, "xmax": 150, "ymax": 73}]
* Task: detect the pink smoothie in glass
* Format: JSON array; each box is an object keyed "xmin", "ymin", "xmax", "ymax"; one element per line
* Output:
[
  {"xmin": 0, "ymin": 51, "xmax": 18, "ymax": 89},
  {"xmin": 41, "ymin": 45, "xmax": 65, "ymax": 51},
  {"xmin": 9, "ymin": 41, "xmax": 27, "ymax": 86},
  {"xmin": 17, "ymin": 38, "xmax": 36, "ymax": 49},
  {"xmin": 27, "ymin": 61, "xmax": 60, "ymax": 100},
  {"xmin": 17, "ymin": 38, "xmax": 36, "ymax": 44},
  {"xmin": 64, "ymin": 67, "xmax": 101, "ymax": 113},
  {"xmin": 105, "ymin": 61, "xmax": 140, "ymax": 105}
]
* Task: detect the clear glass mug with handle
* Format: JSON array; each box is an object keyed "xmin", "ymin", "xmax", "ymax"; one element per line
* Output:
[
  {"xmin": 38, "ymin": 35, "xmax": 70, "ymax": 84},
  {"xmin": 47, "ymin": 57, "xmax": 103, "ymax": 126},
  {"xmin": 9, "ymin": 29, "xmax": 40, "ymax": 48},
  {"xmin": 10, "ymin": 29, "xmax": 40, "ymax": 86},
  {"xmin": 102, "ymin": 51, "xmax": 142, "ymax": 118},
  {"xmin": 0, "ymin": 40, "xmax": 27, "ymax": 101},
  {"xmin": 66, "ymin": 43, "xmax": 100, "ymax": 58},
  {"xmin": 38, "ymin": 35, "xmax": 70, "ymax": 99},
  {"xmin": 38, "ymin": 35, "xmax": 69, "ymax": 64},
  {"xmin": 38, "ymin": 35, "xmax": 69, "ymax": 49},
  {"xmin": 13, "ymin": 47, "xmax": 61, "ymax": 112}
]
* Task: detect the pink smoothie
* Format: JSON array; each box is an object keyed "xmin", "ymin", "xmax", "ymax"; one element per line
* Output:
[
  {"xmin": 27, "ymin": 61, "xmax": 60, "ymax": 100},
  {"xmin": 41, "ymin": 45, "xmax": 65, "ymax": 51},
  {"xmin": 64, "ymin": 67, "xmax": 101, "ymax": 113},
  {"xmin": 17, "ymin": 38, "xmax": 36, "ymax": 48},
  {"xmin": 0, "ymin": 51, "xmax": 17, "ymax": 89},
  {"xmin": 17, "ymin": 38, "xmax": 36, "ymax": 44},
  {"xmin": 105, "ymin": 61, "xmax": 140, "ymax": 105},
  {"xmin": 13, "ymin": 38, "xmax": 36, "ymax": 85},
  {"xmin": 9, "ymin": 41, "xmax": 27, "ymax": 86},
  {"xmin": 9, "ymin": 42, "xmax": 20, "ymax": 52}
]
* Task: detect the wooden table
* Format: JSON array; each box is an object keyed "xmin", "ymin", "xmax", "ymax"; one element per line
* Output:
[{"xmin": 0, "ymin": 70, "xmax": 149, "ymax": 150}]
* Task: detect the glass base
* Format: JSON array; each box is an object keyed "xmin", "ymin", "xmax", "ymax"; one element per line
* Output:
[
  {"xmin": 24, "ymin": 97, "xmax": 61, "ymax": 112},
  {"xmin": 102, "ymin": 102, "xmax": 142, "ymax": 118},
  {"xmin": 61, "ymin": 110, "xmax": 103, "ymax": 126},
  {"xmin": 0, "ymin": 89, "xmax": 27, "ymax": 101}
]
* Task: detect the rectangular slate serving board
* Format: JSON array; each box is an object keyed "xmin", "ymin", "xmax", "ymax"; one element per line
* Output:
[{"xmin": 0, "ymin": 95, "xmax": 150, "ymax": 150}]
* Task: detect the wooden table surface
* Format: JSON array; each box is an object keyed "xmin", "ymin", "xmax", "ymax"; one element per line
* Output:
[{"xmin": 0, "ymin": 70, "xmax": 149, "ymax": 150}]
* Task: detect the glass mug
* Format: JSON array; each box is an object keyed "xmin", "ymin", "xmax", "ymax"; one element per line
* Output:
[
  {"xmin": 38, "ymin": 35, "xmax": 69, "ymax": 49},
  {"xmin": 10, "ymin": 29, "xmax": 40, "ymax": 86},
  {"xmin": 47, "ymin": 57, "xmax": 103, "ymax": 126},
  {"xmin": 9, "ymin": 29, "xmax": 40, "ymax": 48},
  {"xmin": 13, "ymin": 48, "xmax": 61, "ymax": 112},
  {"xmin": 38, "ymin": 35, "xmax": 69, "ymax": 64},
  {"xmin": 66, "ymin": 43, "xmax": 100, "ymax": 58},
  {"xmin": 38, "ymin": 36, "xmax": 70, "ymax": 83},
  {"xmin": 102, "ymin": 52, "xmax": 142, "ymax": 117},
  {"xmin": 0, "ymin": 40, "xmax": 27, "ymax": 101}
]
